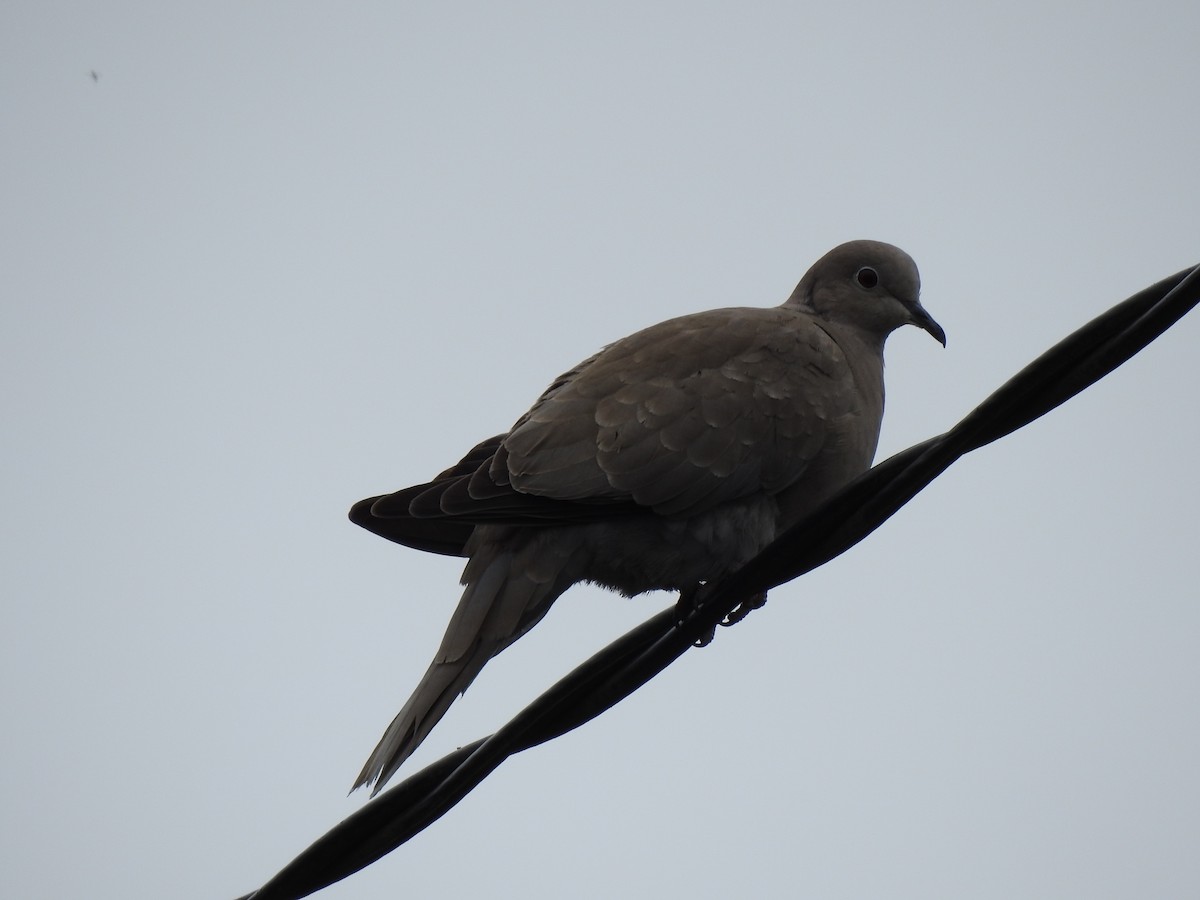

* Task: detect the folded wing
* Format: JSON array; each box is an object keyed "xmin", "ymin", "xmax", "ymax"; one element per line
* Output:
[{"xmin": 353, "ymin": 306, "xmax": 862, "ymax": 551}]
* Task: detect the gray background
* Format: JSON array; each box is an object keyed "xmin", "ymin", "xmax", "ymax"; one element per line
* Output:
[{"xmin": 3, "ymin": 3, "xmax": 1198, "ymax": 898}]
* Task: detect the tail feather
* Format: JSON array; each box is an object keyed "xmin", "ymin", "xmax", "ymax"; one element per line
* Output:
[{"xmin": 353, "ymin": 551, "xmax": 562, "ymax": 795}]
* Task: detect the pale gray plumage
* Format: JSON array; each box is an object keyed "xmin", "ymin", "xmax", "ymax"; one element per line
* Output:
[{"xmin": 351, "ymin": 240, "xmax": 945, "ymax": 795}]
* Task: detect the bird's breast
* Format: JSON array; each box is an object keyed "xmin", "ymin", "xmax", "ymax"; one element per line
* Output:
[{"xmin": 562, "ymin": 494, "xmax": 780, "ymax": 597}]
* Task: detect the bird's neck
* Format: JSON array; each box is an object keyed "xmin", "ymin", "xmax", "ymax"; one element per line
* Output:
[{"xmin": 826, "ymin": 320, "xmax": 888, "ymax": 413}]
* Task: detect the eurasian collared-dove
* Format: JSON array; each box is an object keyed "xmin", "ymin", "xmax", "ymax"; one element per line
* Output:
[{"xmin": 350, "ymin": 240, "xmax": 945, "ymax": 794}]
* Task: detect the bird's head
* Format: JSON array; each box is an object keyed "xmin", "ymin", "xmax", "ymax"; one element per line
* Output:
[{"xmin": 786, "ymin": 240, "xmax": 946, "ymax": 347}]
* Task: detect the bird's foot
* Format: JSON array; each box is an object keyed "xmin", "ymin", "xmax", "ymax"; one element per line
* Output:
[
  {"xmin": 674, "ymin": 585, "xmax": 717, "ymax": 647},
  {"xmin": 674, "ymin": 584, "xmax": 702, "ymax": 625},
  {"xmin": 720, "ymin": 591, "xmax": 768, "ymax": 628},
  {"xmin": 676, "ymin": 587, "xmax": 768, "ymax": 647}
]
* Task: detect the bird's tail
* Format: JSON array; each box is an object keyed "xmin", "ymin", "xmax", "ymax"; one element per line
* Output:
[{"xmin": 352, "ymin": 548, "xmax": 563, "ymax": 796}]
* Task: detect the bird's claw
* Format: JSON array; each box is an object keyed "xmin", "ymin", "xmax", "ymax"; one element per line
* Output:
[
  {"xmin": 720, "ymin": 591, "xmax": 768, "ymax": 628},
  {"xmin": 674, "ymin": 584, "xmax": 703, "ymax": 626},
  {"xmin": 674, "ymin": 585, "xmax": 716, "ymax": 646},
  {"xmin": 677, "ymin": 588, "xmax": 768, "ymax": 647}
]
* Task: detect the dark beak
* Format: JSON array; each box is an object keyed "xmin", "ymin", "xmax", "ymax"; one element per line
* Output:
[{"xmin": 906, "ymin": 300, "xmax": 946, "ymax": 347}]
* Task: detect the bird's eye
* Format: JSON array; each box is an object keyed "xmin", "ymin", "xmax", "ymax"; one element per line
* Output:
[{"xmin": 855, "ymin": 267, "xmax": 879, "ymax": 289}]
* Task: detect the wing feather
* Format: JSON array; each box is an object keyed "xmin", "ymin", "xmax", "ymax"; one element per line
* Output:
[
  {"xmin": 506, "ymin": 306, "xmax": 858, "ymax": 515},
  {"xmin": 352, "ymin": 305, "xmax": 865, "ymax": 551}
]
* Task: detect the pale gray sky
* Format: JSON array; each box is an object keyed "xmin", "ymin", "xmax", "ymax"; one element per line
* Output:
[{"xmin": 3, "ymin": 3, "xmax": 1198, "ymax": 898}]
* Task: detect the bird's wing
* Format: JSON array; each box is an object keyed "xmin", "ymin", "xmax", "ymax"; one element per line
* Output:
[
  {"xmin": 499, "ymin": 306, "xmax": 862, "ymax": 515},
  {"xmin": 348, "ymin": 435, "xmax": 506, "ymax": 556},
  {"xmin": 358, "ymin": 306, "xmax": 865, "ymax": 548}
]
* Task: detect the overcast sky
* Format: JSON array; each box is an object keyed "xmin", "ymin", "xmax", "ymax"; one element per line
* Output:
[{"xmin": 3, "ymin": 3, "xmax": 1199, "ymax": 899}]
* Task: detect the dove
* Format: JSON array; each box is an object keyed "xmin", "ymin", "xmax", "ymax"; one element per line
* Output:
[{"xmin": 350, "ymin": 239, "xmax": 945, "ymax": 794}]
